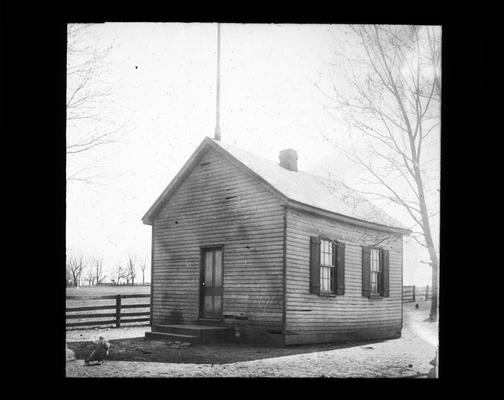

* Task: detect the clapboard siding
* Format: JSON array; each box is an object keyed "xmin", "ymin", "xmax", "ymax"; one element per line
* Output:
[
  {"xmin": 285, "ymin": 207, "xmax": 403, "ymax": 339},
  {"xmin": 151, "ymin": 147, "xmax": 284, "ymax": 329}
]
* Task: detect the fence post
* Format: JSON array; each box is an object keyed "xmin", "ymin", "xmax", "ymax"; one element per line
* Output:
[
  {"xmin": 116, "ymin": 295, "xmax": 121, "ymax": 327},
  {"xmin": 412, "ymin": 286, "xmax": 416, "ymax": 302},
  {"xmin": 426, "ymin": 285, "xmax": 429, "ymax": 301}
]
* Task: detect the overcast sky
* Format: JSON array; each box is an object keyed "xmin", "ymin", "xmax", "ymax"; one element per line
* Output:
[{"xmin": 66, "ymin": 23, "xmax": 440, "ymax": 285}]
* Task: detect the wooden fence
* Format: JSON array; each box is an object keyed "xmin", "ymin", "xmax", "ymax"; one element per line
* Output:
[
  {"xmin": 403, "ymin": 285, "xmax": 432, "ymax": 303},
  {"xmin": 66, "ymin": 294, "xmax": 150, "ymax": 328}
]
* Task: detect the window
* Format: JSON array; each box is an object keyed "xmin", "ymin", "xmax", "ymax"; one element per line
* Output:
[
  {"xmin": 370, "ymin": 248, "xmax": 382, "ymax": 295},
  {"xmin": 320, "ymin": 239, "xmax": 334, "ymax": 292},
  {"xmin": 362, "ymin": 246, "xmax": 389, "ymax": 298},
  {"xmin": 310, "ymin": 236, "xmax": 345, "ymax": 296}
]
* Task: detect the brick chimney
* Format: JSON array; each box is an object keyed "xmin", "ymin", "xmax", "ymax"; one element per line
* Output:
[{"xmin": 279, "ymin": 149, "xmax": 298, "ymax": 172}]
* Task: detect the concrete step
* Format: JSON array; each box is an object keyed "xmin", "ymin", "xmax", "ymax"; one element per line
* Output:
[{"xmin": 145, "ymin": 331, "xmax": 201, "ymax": 344}]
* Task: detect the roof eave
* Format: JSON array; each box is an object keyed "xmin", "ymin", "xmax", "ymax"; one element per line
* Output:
[{"xmin": 286, "ymin": 200, "xmax": 411, "ymax": 235}]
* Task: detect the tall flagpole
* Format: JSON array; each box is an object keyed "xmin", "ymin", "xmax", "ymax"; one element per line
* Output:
[{"xmin": 214, "ymin": 23, "xmax": 222, "ymax": 141}]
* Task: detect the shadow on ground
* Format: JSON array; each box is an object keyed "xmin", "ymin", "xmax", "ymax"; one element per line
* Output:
[{"xmin": 67, "ymin": 337, "xmax": 387, "ymax": 364}]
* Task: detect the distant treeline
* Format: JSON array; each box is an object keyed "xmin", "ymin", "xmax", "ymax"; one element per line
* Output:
[{"xmin": 66, "ymin": 252, "xmax": 150, "ymax": 287}]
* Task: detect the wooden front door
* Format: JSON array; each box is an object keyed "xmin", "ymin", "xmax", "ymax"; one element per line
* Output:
[{"xmin": 200, "ymin": 247, "xmax": 223, "ymax": 318}]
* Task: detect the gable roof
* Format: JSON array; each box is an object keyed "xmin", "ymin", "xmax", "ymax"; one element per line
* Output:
[{"xmin": 142, "ymin": 137, "xmax": 410, "ymax": 233}]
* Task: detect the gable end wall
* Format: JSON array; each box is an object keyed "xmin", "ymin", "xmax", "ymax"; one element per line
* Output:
[{"xmin": 151, "ymin": 147, "xmax": 285, "ymax": 330}]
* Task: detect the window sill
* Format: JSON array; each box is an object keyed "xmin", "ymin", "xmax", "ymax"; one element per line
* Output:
[
  {"xmin": 319, "ymin": 292, "xmax": 337, "ymax": 297},
  {"xmin": 368, "ymin": 294, "xmax": 384, "ymax": 299}
]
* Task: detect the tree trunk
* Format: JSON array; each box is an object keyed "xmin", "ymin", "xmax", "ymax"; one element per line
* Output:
[
  {"xmin": 429, "ymin": 250, "xmax": 439, "ymax": 321},
  {"xmin": 413, "ymin": 164, "xmax": 439, "ymax": 322}
]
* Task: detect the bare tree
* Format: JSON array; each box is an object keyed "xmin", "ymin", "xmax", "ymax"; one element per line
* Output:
[
  {"xmin": 66, "ymin": 24, "xmax": 123, "ymax": 185},
  {"xmin": 316, "ymin": 25, "xmax": 440, "ymax": 321},
  {"xmin": 127, "ymin": 255, "xmax": 137, "ymax": 286},
  {"xmin": 66, "ymin": 254, "xmax": 86, "ymax": 287},
  {"xmin": 139, "ymin": 257, "xmax": 148, "ymax": 285},
  {"xmin": 113, "ymin": 265, "xmax": 127, "ymax": 286},
  {"xmin": 94, "ymin": 258, "xmax": 106, "ymax": 285},
  {"xmin": 85, "ymin": 264, "xmax": 95, "ymax": 286}
]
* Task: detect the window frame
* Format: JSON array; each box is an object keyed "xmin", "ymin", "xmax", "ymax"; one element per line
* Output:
[
  {"xmin": 368, "ymin": 246, "xmax": 384, "ymax": 297},
  {"xmin": 319, "ymin": 237, "xmax": 336, "ymax": 295}
]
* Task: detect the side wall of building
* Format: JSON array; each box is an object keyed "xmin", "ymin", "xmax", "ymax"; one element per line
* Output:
[
  {"xmin": 151, "ymin": 147, "xmax": 285, "ymax": 334},
  {"xmin": 285, "ymin": 207, "xmax": 403, "ymax": 345}
]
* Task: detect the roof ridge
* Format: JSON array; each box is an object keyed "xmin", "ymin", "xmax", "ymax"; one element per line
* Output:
[
  {"xmin": 213, "ymin": 138, "xmax": 344, "ymax": 181},
  {"xmin": 214, "ymin": 138, "xmax": 366, "ymax": 195}
]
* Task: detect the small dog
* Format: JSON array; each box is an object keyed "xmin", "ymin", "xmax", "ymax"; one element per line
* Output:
[{"xmin": 85, "ymin": 337, "xmax": 111, "ymax": 365}]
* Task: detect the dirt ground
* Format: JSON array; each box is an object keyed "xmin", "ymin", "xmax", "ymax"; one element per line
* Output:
[{"xmin": 66, "ymin": 301, "xmax": 438, "ymax": 378}]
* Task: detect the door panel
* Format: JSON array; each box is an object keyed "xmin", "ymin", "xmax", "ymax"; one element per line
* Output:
[
  {"xmin": 205, "ymin": 251, "xmax": 213, "ymax": 285},
  {"xmin": 214, "ymin": 250, "xmax": 222, "ymax": 286},
  {"xmin": 214, "ymin": 295, "xmax": 222, "ymax": 313},
  {"xmin": 204, "ymin": 295, "xmax": 213, "ymax": 314},
  {"xmin": 201, "ymin": 248, "xmax": 223, "ymax": 318}
]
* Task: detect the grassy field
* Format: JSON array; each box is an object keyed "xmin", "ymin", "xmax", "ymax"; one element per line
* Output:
[
  {"xmin": 67, "ymin": 285, "xmax": 150, "ymax": 297},
  {"xmin": 66, "ymin": 285, "xmax": 151, "ymax": 329}
]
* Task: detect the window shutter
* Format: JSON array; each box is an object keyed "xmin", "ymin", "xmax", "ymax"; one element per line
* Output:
[
  {"xmin": 310, "ymin": 236, "xmax": 320, "ymax": 294},
  {"xmin": 335, "ymin": 242, "xmax": 345, "ymax": 295},
  {"xmin": 382, "ymin": 249, "xmax": 390, "ymax": 297},
  {"xmin": 331, "ymin": 242, "xmax": 337, "ymax": 293},
  {"xmin": 362, "ymin": 246, "xmax": 371, "ymax": 297}
]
